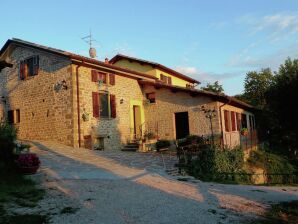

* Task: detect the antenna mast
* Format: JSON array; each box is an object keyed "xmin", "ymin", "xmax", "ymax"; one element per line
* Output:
[{"xmin": 82, "ymin": 29, "xmax": 97, "ymax": 58}]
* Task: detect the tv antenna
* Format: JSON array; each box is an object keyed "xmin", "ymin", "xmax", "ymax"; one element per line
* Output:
[{"xmin": 82, "ymin": 29, "xmax": 97, "ymax": 58}]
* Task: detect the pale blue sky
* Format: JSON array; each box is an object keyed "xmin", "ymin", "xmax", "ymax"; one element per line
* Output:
[{"xmin": 1, "ymin": 0, "xmax": 298, "ymax": 95}]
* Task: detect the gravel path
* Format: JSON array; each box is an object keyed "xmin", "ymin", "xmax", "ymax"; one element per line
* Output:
[{"xmin": 23, "ymin": 141, "xmax": 298, "ymax": 224}]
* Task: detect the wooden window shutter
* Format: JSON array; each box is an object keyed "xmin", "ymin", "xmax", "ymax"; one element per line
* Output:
[
  {"xmin": 168, "ymin": 76, "xmax": 172, "ymax": 85},
  {"xmin": 92, "ymin": 92, "xmax": 99, "ymax": 118},
  {"xmin": 91, "ymin": 70, "xmax": 98, "ymax": 82},
  {"xmin": 109, "ymin": 74, "xmax": 115, "ymax": 85},
  {"xmin": 110, "ymin": 94, "xmax": 116, "ymax": 118},
  {"xmin": 33, "ymin": 56, "xmax": 39, "ymax": 76},
  {"xmin": 24, "ymin": 61, "xmax": 28, "ymax": 79},
  {"xmin": 20, "ymin": 61, "xmax": 25, "ymax": 80}
]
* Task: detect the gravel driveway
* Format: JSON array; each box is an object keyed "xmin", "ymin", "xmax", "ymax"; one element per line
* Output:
[{"xmin": 26, "ymin": 141, "xmax": 298, "ymax": 224}]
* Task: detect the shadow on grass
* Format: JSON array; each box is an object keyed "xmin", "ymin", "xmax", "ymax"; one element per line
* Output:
[
  {"xmin": 0, "ymin": 161, "xmax": 48, "ymax": 224},
  {"xmin": 246, "ymin": 200, "xmax": 298, "ymax": 224}
]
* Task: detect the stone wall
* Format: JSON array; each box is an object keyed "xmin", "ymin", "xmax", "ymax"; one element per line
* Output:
[
  {"xmin": 0, "ymin": 45, "xmax": 74, "ymax": 146},
  {"xmin": 73, "ymin": 65, "xmax": 144, "ymax": 150},
  {"xmin": 143, "ymin": 86, "xmax": 221, "ymax": 140}
]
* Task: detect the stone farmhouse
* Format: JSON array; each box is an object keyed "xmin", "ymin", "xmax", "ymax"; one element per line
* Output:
[{"xmin": 0, "ymin": 38, "xmax": 257, "ymax": 151}]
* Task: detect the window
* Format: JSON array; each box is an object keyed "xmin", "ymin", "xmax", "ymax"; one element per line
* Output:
[
  {"xmin": 7, "ymin": 109, "xmax": 20, "ymax": 124},
  {"xmin": 224, "ymin": 110, "xmax": 230, "ymax": 132},
  {"xmin": 92, "ymin": 92, "xmax": 116, "ymax": 118},
  {"xmin": 249, "ymin": 115, "xmax": 255, "ymax": 130},
  {"xmin": 236, "ymin": 113, "xmax": 241, "ymax": 131},
  {"xmin": 91, "ymin": 70, "xmax": 115, "ymax": 85},
  {"xmin": 146, "ymin": 92, "xmax": 156, "ymax": 103},
  {"xmin": 160, "ymin": 74, "xmax": 172, "ymax": 85},
  {"xmin": 241, "ymin": 113, "xmax": 247, "ymax": 129},
  {"xmin": 186, "ymin": 84, "xmax": 194, "ymax": 89},
  {"xmin": 99, "ymin": 93, "xmax": 109, "ymax": 117},
  {"xmin": 20, "ymin": 56, "xmax": 39, "ymax": 80},
  {"xmin": 15, "ymin": 109, "xmax": 20, "ymax": 123},
  {"xmin": 231, "ymin": 111, "xmax": 236, "ymax": 131},
  {"xmin": 7, "ymin": 110, "xmax": 14, "ymax": 124}
]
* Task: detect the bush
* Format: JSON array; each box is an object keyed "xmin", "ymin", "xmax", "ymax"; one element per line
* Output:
[
  {"xmin": 248, "ymin": 149, "xmax": 297, "ymax": 184},
  {"xmin": 156, "ymin": 140, "xmax": 171, "ymax": 151},
  {"xmin": 0, "ymin": 122, "xmax": 17, "ymax": 162},
  {"xmin": 191, "ymin": 145, "xmax": 245, "ymax": 181},
  {"xmin": 17, "ymin": 154, "xmax": 40, "ymax": 167}
]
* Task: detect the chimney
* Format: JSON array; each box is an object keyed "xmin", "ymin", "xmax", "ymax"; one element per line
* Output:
[{"xmin": 104, "ymin": 58, "xmax": 109, "ymax": 64}]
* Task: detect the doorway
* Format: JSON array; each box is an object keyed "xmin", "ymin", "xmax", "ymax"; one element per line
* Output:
[
  {"xmin": 175, "ymin": 112, "xmax": 190, "ymax": 139},
  {"xmin": 133, "ymin": 105, "xmax": 142, "ymax": 139}
]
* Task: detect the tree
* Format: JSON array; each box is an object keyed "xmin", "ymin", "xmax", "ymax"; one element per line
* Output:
[
  {"xmin": 243, "ymin": 68, "xmax": 274, "ymax": 109},
  {"xmin": 266, "ymin": 58, "xmax": 298, "ymax": 154},
  {"xmin": 201, "ymin": 81, "xmax": 224, "ymax": 94}
]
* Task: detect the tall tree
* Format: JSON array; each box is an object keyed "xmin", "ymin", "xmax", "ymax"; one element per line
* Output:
[
  {"xmin": 201, "ymin": 81, "xmax": 224, "ymax": 94},
  {"xmin": 243, "ymin": 68, "xmax": 274, "ymax": 109},
  {"xmin": 266, "ymin": 58, "xmax": 298, "ymax": 154}
]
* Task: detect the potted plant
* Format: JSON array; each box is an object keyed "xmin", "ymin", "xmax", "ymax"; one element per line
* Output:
[
  {"xmin": 17, "ymin": 153, "xmax": 40, "ymax": 175},
  {"xmin": 240, "ymin": 128, "xmax": 248, "ymax": 136},
  {"xmin": 155, "ymin": 139, "xmax": 171, "ymax": 152}
]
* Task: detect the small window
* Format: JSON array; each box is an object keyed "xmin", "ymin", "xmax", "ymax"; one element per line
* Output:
[
  {"xmin": 241, "ymin": 114, "xmax": 247, "ymax": 129},
  {"xmin": 249, "ymin": 115, "xmax": 255, "ymax": 130},
  {"xmin": 7, "ymin": 110, "xmax": 14, "ymax": 124},
  {"xmin": 236, "ymin": 113, "xmax": 241, "ymax": 131},
  {"xmin": 91, "ymin": 70, "xmax": 108, "ymax": 84},
  {"xmin": 160, "ymin": 74, "xmax": 172, "ymax": 85},
  {"xmin": 15, "ymin": 109, "xmax": 20, "ymax": 123},
  {"xmin": 20, "ymin": 56, "xmax": 39, "ymax": 80},
  {"xmin": 224, "ymin": 110, "xmax": 230, "ymax": 132},
  {"xmin": 98, "ymin": 72, "xmax": 107, "ymax": 84},
  {"xmin": 231, "ymin": 111, "xmax": 236, "ymax": 131},
  {"xmin": 146, "ymin": 92, "xmax": 156, "ymax": 103}
]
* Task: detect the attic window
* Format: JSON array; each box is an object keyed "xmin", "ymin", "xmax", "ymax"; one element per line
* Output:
[
  {"xmin": 20, "ymin": 56, "xmax": 39, "ymax": 80},
  {"xmin": 146, "ymin": 92, "xmax": 156, "ymax": 103},
  {"xmin": 160, "ymin": 74, "xmax": 172, "ymax": 85}
]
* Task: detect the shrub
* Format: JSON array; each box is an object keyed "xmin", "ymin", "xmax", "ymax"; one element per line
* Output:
[
  {"xmin": 17, "ymin": 154, "xmax": 40, "ymax": 167},
  {"xmin": 190, "ymin": 145, "xmax": 245, "ymax": 181},
  {"xmin": 156, "ymin": 140, "xmax": 171, "ymax": 151},
  {"xmin": 0, "ymin": 122, "xmax": 17, "ymax": 161},
  {"xmin": 248, "ymin": 150, "xmax": 297, "ymax": 184}
]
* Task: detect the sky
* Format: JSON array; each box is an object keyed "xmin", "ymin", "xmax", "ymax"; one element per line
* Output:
[{"xmin": 1, "ymin": 0, "xmax": 298, "ymax": 95}]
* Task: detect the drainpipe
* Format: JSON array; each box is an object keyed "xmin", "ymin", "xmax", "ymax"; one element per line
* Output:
[
  {"xmin": 76, "ymin": 65, "xmax": 81, "ymax": 148},
  {"xmin": 219, "ymin": 97, "xmax": 231, "ymax": 147}
]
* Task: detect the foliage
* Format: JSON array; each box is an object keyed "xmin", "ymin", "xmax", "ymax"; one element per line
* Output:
[
  {"xmin": 0, "ymin": 162, "xmax": 46, "ymax": 223},
  {"xmin": 248, "ymin": 200, "xmax": 298, "ymax": 224},
  {"xmin": 265, "ymin": 58, "xmax": 298, "ymax": 155},
  {"xmin": 190, "ymin": 145, "xmax": 245, "ymax": 181},
  {"xmin": 201, "ymin": 81, "xmax": 224, "ymax": 94},
  {"xmin": 248, "ymin": 150, "xmax": 296, "ymax": 174},
  {"xmin": 155, "ymin": 139, "xmax": 171, "ymax": 151},
  {"xmin": 0, "ymin": 122, "xmax": 17, "ymax": 161},
  {"xmin": 17, "ymin": 153, "xmax": 40, "ymax": 167},
  {"xmin": 243, "ymin": 68, "xmax": 274, "ymax": 108}
]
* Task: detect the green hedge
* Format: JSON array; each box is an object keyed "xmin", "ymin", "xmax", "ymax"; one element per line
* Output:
[{"xmin": 190, "ymin": 145, "xmax": 245, "ymax": 181}]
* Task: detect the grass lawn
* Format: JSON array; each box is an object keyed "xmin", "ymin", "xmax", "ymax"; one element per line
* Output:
[
  {"xmin": 0, "ymin": 161, "xmax": 48, "ymax": 224},
  {"xmin": 248, "ymin": 200, "xmax": 298, "ymax": 224}
]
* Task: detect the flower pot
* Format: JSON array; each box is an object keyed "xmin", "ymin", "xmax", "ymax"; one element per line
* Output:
[
  {"xmin": 241, "ymin": 130, "xmax": 248, "ymax": 136},
  {"xmin": 18, "ymin": 165, "xmax": 39, "ymax": 175}
]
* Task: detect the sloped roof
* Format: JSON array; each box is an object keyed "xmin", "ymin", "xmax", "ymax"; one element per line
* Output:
[
  {"xmin": 110, "ymin": 54, "xmax": 200, "ymax": 84},
  {"xmin": 0, "ymin": 38, "xmax": 157, "ymax": 81},
  {"xmin": 138, "ymin": 80, "xmax": 255, "ymax": 111}
]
